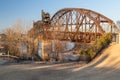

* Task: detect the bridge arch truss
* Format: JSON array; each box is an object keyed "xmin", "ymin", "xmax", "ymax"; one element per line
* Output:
[{"xmin": 45, "ymin": 8, "xmax": 118, "ymax": 42}]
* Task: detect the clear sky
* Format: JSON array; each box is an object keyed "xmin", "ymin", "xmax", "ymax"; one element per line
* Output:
[{"xmin": 0, "ymin": 0, "xmax": 120, "ymax": 32}]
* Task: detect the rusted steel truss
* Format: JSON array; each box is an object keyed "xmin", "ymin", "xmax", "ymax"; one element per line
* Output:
[{"xmin": 33, "ymin": 8, "xmax": 118, "ymax": 43}]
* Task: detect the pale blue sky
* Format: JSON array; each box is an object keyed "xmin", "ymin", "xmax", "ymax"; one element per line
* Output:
[{"xmin": 0, "ymin": 0, "xmax": 120, "ymax": 32}]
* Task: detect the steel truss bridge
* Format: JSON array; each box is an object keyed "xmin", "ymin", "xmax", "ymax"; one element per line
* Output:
[{"xmin": 33, "ymin": 8, "xmax": 118, "ymax": 43}]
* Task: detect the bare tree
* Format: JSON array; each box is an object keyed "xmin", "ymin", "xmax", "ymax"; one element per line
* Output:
[
  {"xmin": 5, "ymin": 20, "xmax": 24, "ymax": 57},
  {"xmin": 5, "ymin": 20, "xmax": 44, "ymax": 60}
]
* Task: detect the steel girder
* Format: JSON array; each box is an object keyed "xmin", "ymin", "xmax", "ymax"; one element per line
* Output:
[
  {"xmin": 47, "ymin": 8, "xmax": 117, "ymax": 42},
  {"xmin": 32, "ymin": 8, "xmax": 118, "ymax": 42},
  {"xmin": 50, "ymin": 8, "xmax": 117, "ymax": 34}
]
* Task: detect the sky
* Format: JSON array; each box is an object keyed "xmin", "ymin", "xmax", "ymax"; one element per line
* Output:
[{"xmin": 0, "ymin": 0, "xmax": 120, "ymax": 32}]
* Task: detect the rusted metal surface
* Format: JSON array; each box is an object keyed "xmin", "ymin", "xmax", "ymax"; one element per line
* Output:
[{"xmin": 33, "ymin": 8, "xmax": 118, "ymax": 43}]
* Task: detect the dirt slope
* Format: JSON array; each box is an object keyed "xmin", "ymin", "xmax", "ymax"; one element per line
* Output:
[{"xmin": 90, "ymin": 44, "xmax": 120, "ymax": 69}]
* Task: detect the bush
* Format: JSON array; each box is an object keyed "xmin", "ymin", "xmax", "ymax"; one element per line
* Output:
[
  {"xmin": 94, "ymin": 33, "xmax": 112, "ymax": 52},
  {"xmin": 79, "ymin": 48, "xmax": 96, "ymax": 58},
  {"xmin": 79, "ymin": 49, "xmax": 92, "ymax": 62},
  {"xmin": 86, "ymin": 48, "xmax": 96, "ymax": 58},
  {"xmin": 42, "ymin": 53, "xmax": 50, "ymax": 61},
  {"xmin": 79, "ymin": 33, "xmax": 112, "ymax": 62}
]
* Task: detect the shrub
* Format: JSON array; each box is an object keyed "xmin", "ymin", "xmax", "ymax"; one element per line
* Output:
[
  {"xmin": 79, "ymin": 33, "xmax": 112, "ymax": 62},
  {"xmin": 79, "ymin": 50, "xmax": 90, "ymax": 62},
  {"xmin": 79, "ymin": 50, "xmax": 86, "ymax": 55},
  {"xmin": 86, "ymin": 48, "xmax": 96, "ymax": 58},
  {"xmin": 79, "ymin": 49, "xmax": 96, "ymax": 58},
  {"xmin": 94, "ymin": 33, "xmax": 112, "ymax": 52}
]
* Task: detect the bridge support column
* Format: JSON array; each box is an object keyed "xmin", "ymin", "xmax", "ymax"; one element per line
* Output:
[
  {"xmin": 41, "ymin": 40, "xmax": 51, "ymax": 60},
  {"xmin": 41, "ymin": 40, "xmax": 45, "ymax": 60}
]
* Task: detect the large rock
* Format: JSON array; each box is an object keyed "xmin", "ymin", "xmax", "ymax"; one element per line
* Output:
[
  {"xmin": 61, "ymin": 52, "xmax": 80, "ymax": 61},
  {"xmin": 68, "ymin": 54, "xmax": 80, "ymax": 61}
]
